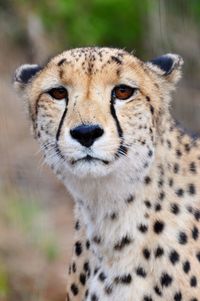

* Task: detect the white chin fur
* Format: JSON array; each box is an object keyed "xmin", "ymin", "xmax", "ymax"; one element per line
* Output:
[{"xmin": 68, "ymin": 160, "xmax": 114, "ymax": 178}]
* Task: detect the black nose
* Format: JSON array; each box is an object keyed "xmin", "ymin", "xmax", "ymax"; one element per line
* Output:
[{"xmin": 70, "ymin": 124, "xmax": 104, "ymax": 147}]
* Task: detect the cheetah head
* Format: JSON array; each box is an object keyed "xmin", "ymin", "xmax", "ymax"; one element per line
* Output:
[{"xmin": 14, "ymin": 48, "xmax": 183, "ymax": 180}]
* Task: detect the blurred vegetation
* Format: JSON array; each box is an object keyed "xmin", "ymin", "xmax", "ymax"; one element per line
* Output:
[
  {"xmin": 12, "ymin": 0, "xmax": 200, "ymax": 54},
  {"xmin": 18, "ymin": 0, "xmax": 150, "ymax": 52}
]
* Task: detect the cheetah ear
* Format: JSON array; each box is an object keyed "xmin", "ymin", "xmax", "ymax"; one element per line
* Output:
[
  {"xmin": 146, "ymin": 54, "xmax": 184, "ymax": 85},
  {"xmin": 13, "ymin": 64, "xmax": 42, "ymax": 91}
]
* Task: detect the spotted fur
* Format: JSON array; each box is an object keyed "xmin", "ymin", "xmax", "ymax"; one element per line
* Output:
[{"xmin": 14, "ymin": 47, "xmax": 200, "ymax": 301}]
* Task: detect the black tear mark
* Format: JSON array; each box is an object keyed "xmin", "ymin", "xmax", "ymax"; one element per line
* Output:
[
  {"xmin": 110, "ymin": 100, "xmax": 123, "ymax": 138},
  {"xmin": 56, "ymin": 98, "xmax": 68, "ymax": 141},
  {"xmin": 34, "ymin": 92, "xmax": 43, "ymax": 125},
  {"xmin": 110, "ymin": 99, "xmax": 128, "ymax": 158}
]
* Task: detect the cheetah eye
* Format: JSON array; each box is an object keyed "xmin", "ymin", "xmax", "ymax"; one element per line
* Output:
[
  {"xmin": 112, "ymin": 85, "xmax": 137, "ymax": 100},
  {"xmin": 48, "ymin": 87, "xmax": 68, "ymax": 100}
]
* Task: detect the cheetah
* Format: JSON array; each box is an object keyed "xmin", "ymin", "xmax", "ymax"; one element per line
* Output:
[{"xmin": 14, "ymin": 47, "xmax": 200, "ymax": 301}]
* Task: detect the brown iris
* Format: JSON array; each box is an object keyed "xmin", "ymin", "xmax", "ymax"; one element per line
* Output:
[
  {"xmin": 112, "ymin": 85, "xmax": 136, "ymax": 100},
  {"xmin": 48, "ymin": 87, "xmax": 68, "ymax": 100}
]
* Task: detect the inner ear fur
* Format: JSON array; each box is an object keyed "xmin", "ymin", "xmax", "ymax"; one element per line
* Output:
[
  {"xmin": 13, "ymin": 64, "xmax": 42, "ymax": 91},
  {"xmin": 146, "ymin": 53, "xmax": 184, "ymax": 85}
]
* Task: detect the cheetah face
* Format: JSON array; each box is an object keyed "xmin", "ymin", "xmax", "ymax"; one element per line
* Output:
[{"xmin": 14, "ymin": 48, "xmax": 183, "ymax": 179}]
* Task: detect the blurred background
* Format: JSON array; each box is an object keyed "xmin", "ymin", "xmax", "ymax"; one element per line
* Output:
[{"xmin": 0, "ymin": 0, "xmax": 200, "ymax": 300}]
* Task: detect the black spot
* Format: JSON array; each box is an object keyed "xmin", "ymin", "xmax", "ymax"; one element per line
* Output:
[
  {"xmin": 178, "ymin": 232, "xmax": 188, "ymax": 245},
  {"xmin": 184, "ymin": 143, "xmax": 191, "ymax": 152},
  {"xmin": 57, "ymin": 58, "xmax": 66, "ymax": 66},
  {"xmin": 144, "ymin": 200, "xmax": 151, "ymax": 208},
  {"xmin": 155, "ymin": 246, "xmax": 164, "ymax": 258},
  {"xmin": 94, "ymin": 267, "xmax": 100, "ymax": 275},
  {"xmin": 192, "ymin": 226, "xmax": 199, "ymax": 240},
  {"xmin": 176, "ymin": 188, "xmax": 184, "ymax": 197},
  {"xmin": 79, "ymin": 273, "xmax": 86, "ymax": 285},
  {"xmin": 93, "ymin": 236, "xmax": 101, "ymax": 244},
  {"xmin": 91, "ymin": 293, "xmax": 99, "ymax": 301},
  {"xmin": 86, "ymin": 240, "xmax": 90, "ymax": 249},
  {"xmin": 138, "ymin": 224, "xmax": 148, "ymax": 233},
  {"xmin": 154, "ymin": 285, "xmax": 162, "ymax": 296},
  {"xmin": 75, "ymin": 241, "xmax": 82, "ymax": 256},
  {"xmin": 174, "ymin": 291, "xmax": 182, "ymax": 301},
  {"xmin": 196, "ymin": 251, "xmax": 200, "ymax": 262},
  {"xmin": 190, "ymin": 162, "xmax": 196, "ymax": 173},
  {"xmin": 143, "ymin": 296, "xmax": 153, "ymax": 301},
  {"xmin": 75, "ymin": 220, "xmax": 80, "ymax": 230},
  {"xmin": 183, "ymin": 260, "xmax": 190, "ymax": 273},
  {"xmin": 190, "ymin": 276, "xmax": 197, "ymax": 287},
  {"xmin": 194, "ymin": 210, "xmax": 200, "ymax": 221},
  {"xmin": 188, "ymin": 183, "xmax": 196, "ymax": 195},
  {"xmin": 72, "ymin": 262, "xmax": 76, "ymax": 273},
  {"xmin": 170, "ymin": 203, "xmax": 180, "ymax": 215},
  {"xmin": 143, "ymin": 248, "xmax": 151, "ymax": 260},
  {"xmin": 114, "ymin": 235, "xmax": 132, "ymax": 251},
  {"xmin": 176, "ymin": 149, "xmax": 182, "ymax": 157},
  {"xmin": 144, "ymin": 176, "xmax": 151, "ymax": 185},
  {"xmin": 110, "ymin": 212, "xmax": 117, "ymax": 219},
  {"xmin": 111, "ymin": 56, "xmax": 122, "ymax": 64},
  {"xmin": 98, "ymin": 272, "xmax": 106, "ymax": 282},
  {"xmin": 85, "ymin": 289, "xmax": 89, "ymax": 298},
  {"xmin": 169, "ymin": 250, "xmax": 180, "ymax": 265},
  {"xmin": 190, "ymin": 299, "xmax": 198, "ymax": 301},
  {"xmin": 159, "ymin": 191, "xmax": 165, "ymax": 201},
  {"xmin": 173, "ymin": 163, "xmax": 179, "ymax": 173},
  {"xmin": 169, "ymin": 178, "xmax": 174, "ymax": 187},
  {"xmin": 148, "ymin": 149, "xmax": 153, "ymax": 157},
  {"xmin": 126, "ymin": 195, "xmax": 135, "ymax": 203},
  {"xmin": 153, "ymin": 220, "xmax": 165, "ymax": 234},
  {"xmin": 136, "ymin": 267, "xmax": 147, "ymax": 278},
  {"xmin": 149, "ymin": 104, "xmax": 154, "ymax": 115},
  {"xmin": 114, "ymin": 274, "xmax": 132, "ymax": 284},
  {"xmin": 160, "ymin": 272, "xmax": 173, "ymax": 287},
  {"xmin": 146, "ymin": 96, "xmax": 151, "ymax": 102},
  {"xmin": 71, "ymin": 283, "xmax": 79, "ymax": 296},
  {"xmin": 83, "ymin": 261, "xmax": 90, "ymax": 275},
  {"xmin": 155, "ymin": 203, "xmax": 162, "ymax": 212},
  {"xmin": 167, "ymin": 140, "xmax": 172, "ymax": 149}
]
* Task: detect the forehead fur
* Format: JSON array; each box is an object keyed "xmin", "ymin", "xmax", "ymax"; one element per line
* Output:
[
  {"xmin": 32, "ymin": 47, "xmax": 154, "ymax": 96},
  {"xmin": 50, "ymin": 47, "xmax": 137, "ymax": 74}
]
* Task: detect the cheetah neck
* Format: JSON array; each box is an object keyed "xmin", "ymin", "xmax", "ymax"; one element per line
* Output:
[{"xmin": 65, "ymin": 118, "xmax": 198, "ymax": 270}]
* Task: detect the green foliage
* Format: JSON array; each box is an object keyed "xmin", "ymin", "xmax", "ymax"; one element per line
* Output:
[
  {"xmin": 2, "ymin": 192, "xmax": 59, "ymax": 262},
  {"xmin": 19, "ymin": 0, "xmax": 151, "ymax": 51},
  {"xmin": 0, "ymin": 264, "xmax": 9, "ymax": 298}
]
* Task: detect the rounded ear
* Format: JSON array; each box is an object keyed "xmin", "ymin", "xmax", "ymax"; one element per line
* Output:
[
  {"xmin": 146, "ymin": 53, "xmax": 184, "ymax": 85},
  {"xmin": 13, "ymin": 64, "xmax": 42, "ymax": 91}
]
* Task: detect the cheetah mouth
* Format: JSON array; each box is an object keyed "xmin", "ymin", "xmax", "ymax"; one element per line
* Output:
[{"xmin": 70, "ymin": 155, "xmax": 110, "ymax": 165}]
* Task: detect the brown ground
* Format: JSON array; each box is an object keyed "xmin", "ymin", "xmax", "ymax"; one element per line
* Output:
[{"xmin": 0, "ymin": 37, "xmax": 74, "ymax": 301}]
